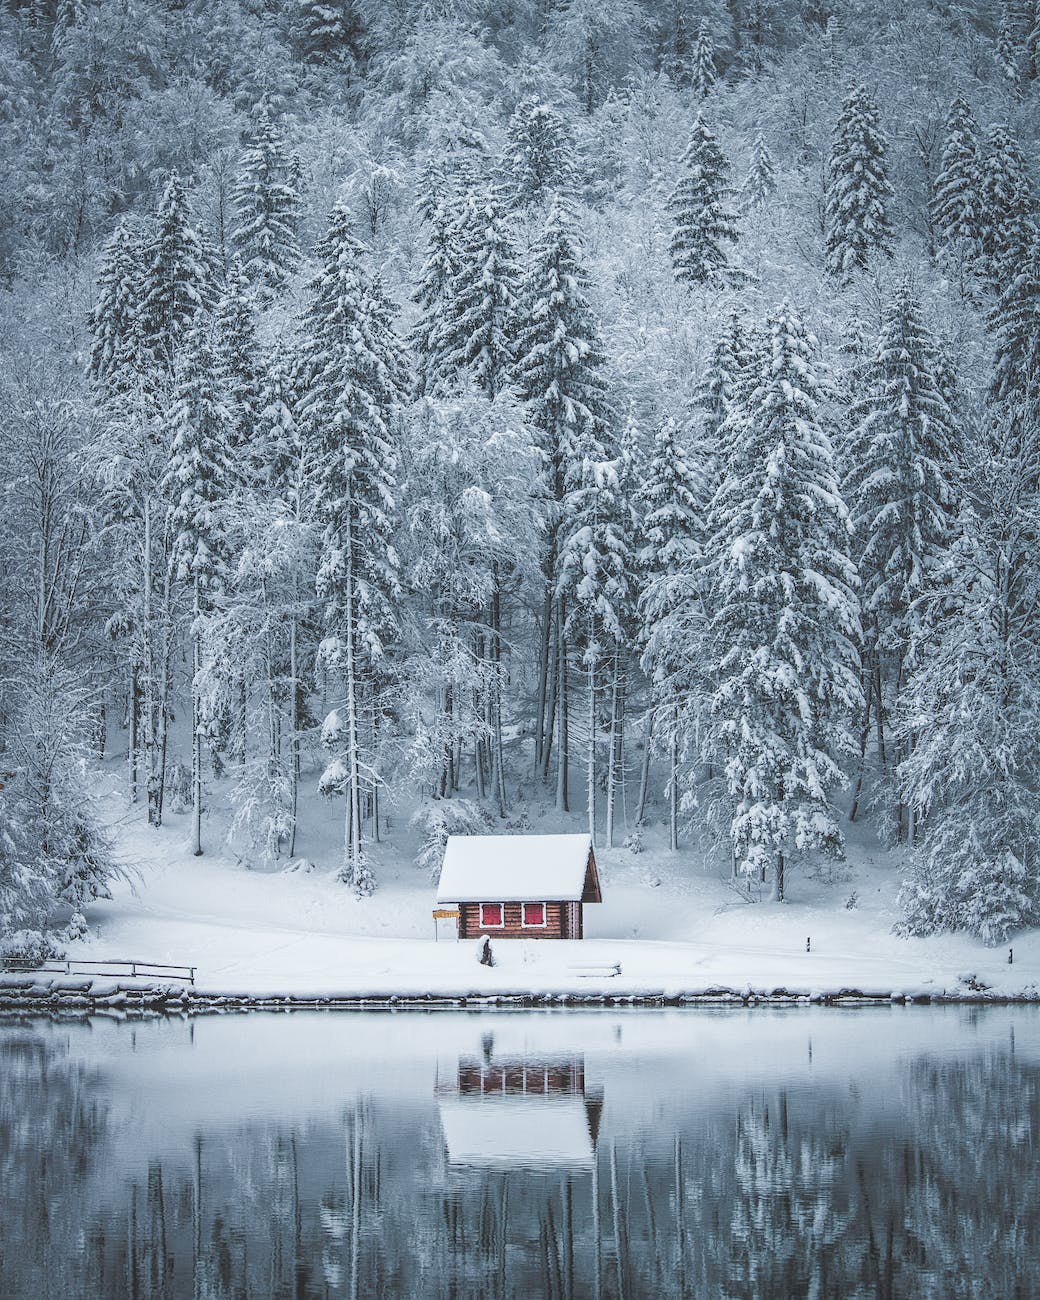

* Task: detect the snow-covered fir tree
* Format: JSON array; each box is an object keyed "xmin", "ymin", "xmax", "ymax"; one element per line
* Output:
[
  {"xmin": 667, "ymin": 113, "xmax": 738, "ymax": 286},
  {"xmin": 514, "ymin": 195, "xmax": 611, "ymax": 809},
  {"xmin": 707, "ymin": 302, "xmax": 861, "ymax": 900},
  {"xmin": 506, "ymin": 95, "xmax": 576, "ymax": 209},
  {"xmin": 87, "ymin": 218, "xmax": 148, "ymax": 399},
  {"xmin": 930, "ymin": 97, "xmax": 983, "ymax": 270},
  {"xmin": 136, "ymin": 173, "xmax": 212, "ymax": 383},
  {"xmin": 164, "ymin": 328, "xmax": 235, "ymax": 856},
  {"xmin": 739, "ymin": 132, "xmax": 776, "ymax": 211},
  {"xmin": 689, "ymin": 21, "xmax": 716, "ymax": 97},
  {"xmin": 409, "ymin": 155, "xmax": 462, "ymax": 397},
  {"xmin": 297, "ymin": 0, "xmax": 364, "ymax": 67},
  {"xmin": 638, "ymin": 417, "xmax": 705, "ymax": 851},
  {"xmin": 844, "ymin": 279, "xmax": 959, "ymax": 839},
  {"xmin": 977, "ymin": 123, "xmax": 1036, "ymax": 285},
  {"xmin": 899, "ymin": 453, "xmax": 1040, "ymax": 944},
  {"xmin": 824, "ymin": 83, "xmax": 893, "ymax": 280},
  {"xmin": 558, "ymin": 452, "xmax": 632, "ymax": 847},
  {"xmin": 435, "ymin": 185, "xmax": 520, "ymax": 399},
  {"xmin": 990, "ymin": 232, "xmax": 1040, "ymax": 408},
  {"xmin": 231, "ymin": 103, "xmax": 302, "ymax": 295},
  {"xmin": 296, "ymin": 203, "xmax": 406, "ymax": 894},
  {"xmin": 212, "ymin": 258, "xmax": 263, "ymax": 473}
]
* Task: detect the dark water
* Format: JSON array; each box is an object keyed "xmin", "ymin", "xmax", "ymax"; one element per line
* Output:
[{"xmin": 0, "ymin": 1006, "xmax": 1036, "ymax": 1299}]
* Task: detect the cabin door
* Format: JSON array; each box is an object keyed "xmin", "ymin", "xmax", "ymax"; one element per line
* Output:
[{"xmin": 567, "ymin": 901, "xmax": 582, "ymax": 939}]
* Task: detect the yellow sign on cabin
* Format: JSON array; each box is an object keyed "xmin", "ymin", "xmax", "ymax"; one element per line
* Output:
[{"xmin": 432, "ymin": 909, "xmax": 459, "ymax": 920}]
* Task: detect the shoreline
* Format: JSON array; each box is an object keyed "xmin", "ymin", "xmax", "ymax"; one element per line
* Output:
[{"xmin": 2, "ymin": 974, "xmax": 1039, "ymax": 1017}]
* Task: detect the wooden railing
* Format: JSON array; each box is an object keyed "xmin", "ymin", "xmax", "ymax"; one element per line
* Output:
[{"xmin": 1, "ymin": 958, "xmax": 196, "ymax": 985}]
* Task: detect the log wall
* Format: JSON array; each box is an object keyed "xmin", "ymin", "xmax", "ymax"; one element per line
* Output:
[{"xmin": 458, "ymin": 901, "xmax": 581, "ymax": 939}]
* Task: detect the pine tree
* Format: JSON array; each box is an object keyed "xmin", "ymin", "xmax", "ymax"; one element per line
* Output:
[
  {"xmin": 409, "ymin": 156, "xmax": 462, "ymax": 397},
  {"xmin": 689, "ymin": 21, "xmax": 716, "ymax": 97},
  {"xmin": 137, "ymin": 173, "xmax": 212, "ymax": 383},
  {"xmin": 930, "ymin": 97, "xmax": 983, "ymax": 267},
  {"xmin": 506, "ymin": 96, "xmax": 576, "ymax": 209},
  {"xmin": 697, "ymin": 310, "xmax": 760, "ymax": 507},
  {"xmin": 667, "ymin": 114, "xmax": 738, "ymax": 287},
  {"xmin": 824, "ymin": 84, "xmax": 893, "ymax": 280},
  {"xmin": 515, "ymin": 196, "xmax": 611, "ymax": 809},
  {"xmin": 708, "ymin": 302, "xmax": 861, "ymax": 900},
  {"xmin": 638, "ymin": 417, "xmax": 705, "ymax": 851},
  {"xmin": 435, "ymin": 186, "xmax": 520, "ymax": 399},
  {"xmin": 211, "ymin": 258, "xmax": 263, "ymax": 472},
  {"xmin": 296, "ymin": 203, "xmax": 406, "ymax": 894},
  {"xmin": 231, "ymin": 103, "xmax": 302, "ymax": 296},
  {"xmin": 997, "ymin": 1, "xmax": 1022, "ymax": 91},
  {"xmin": 87, "ymin": 218, "xmax": 148, "ymax": 399},
  {"xmin": 991, "ymin": 233, "xmax": 1040, "ymax": 409},
  {"xmin": 164, "ymin": 329, "xmax": 235, "ymax": 856},
  {"xmin": 899, "ymin": 478, "xmax": 1040, "ymax": 944},
  {"xmin": 558, "ymin": 454, "xmax": 632, "ymax": 846},
  {"xmin": 977, "ymin": 123, "xmax": 1036, "ymax": 284},
  {"xmin": 844, "ymin": 280, "xmax": 959, "ymax": 840},
  {"xmin": 297, "ymin": 0, "xmax": 364, "ymax": 67},
  {"xmin": 739, "ymin": 132, "xmax": 776, "ymax": 211}
]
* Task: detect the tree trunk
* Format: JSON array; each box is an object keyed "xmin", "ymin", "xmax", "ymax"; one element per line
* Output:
[
  {"xmin": 555, "ymin": 603, "xmax": 569, "ymax": 812},
  {"xmin": 288, "ymin": 595, "xmax": 299, "ymax": 859},
  {"xmin": 605, "ymin": 649, "xmax": 621, "ymax": 848},
  {"xmin": 635, "ymin": 708, "xmax": 653, "ymax": 824},
  {"xmin": 142, "ymin": 494, "xmax": 160, "ymax": 825},
  {"xmin": 191, "ymin": 576, "xmax": 203, "ymax": 857},
  {"xmin": 586, "ymin": 633, "xmax": 596, "ymax": 847},
  {"xmin": 849, "ymin": 664, "xmax": 873, "ymax": 823},
  {"xmin": 344, "ymin": 518, "xmax": 365, "ymax": 885},
  {"xmin": 534, "ymin": 575, "xmax": 554, "ymax": 772},
  {"xmin": 491, "ymin": 581, "xmax": 507, "ymax": 817},
  {"xmin": 669, "ymin": 701, "xmax": 679, "ymax": 853},
  {"xmin": 128, "ymin": 662, "xmax": 139, "ymax": 804}
]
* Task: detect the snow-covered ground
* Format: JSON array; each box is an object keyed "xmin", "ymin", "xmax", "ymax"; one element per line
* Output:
[{"xmin": 60, "ymin": 766, "xmax": 1040, "ymax": 1002}]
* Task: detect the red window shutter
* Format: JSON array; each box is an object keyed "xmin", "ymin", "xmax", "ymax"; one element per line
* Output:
[
  {"xmin": 523, "ymin": 903, "xmax": 545, "ymax": 927},
  {"xmin": 480, "ymin": 903, "xmax": 503, "ymax": 927}
]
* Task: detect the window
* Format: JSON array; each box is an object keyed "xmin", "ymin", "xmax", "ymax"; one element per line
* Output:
[
  {"xmin": 522, "ymin": 902, "xmax": 546, "ymax": 928},
  {"xmin": 480, "ymin": 902, "xmax": 504, "ymax": 928}
]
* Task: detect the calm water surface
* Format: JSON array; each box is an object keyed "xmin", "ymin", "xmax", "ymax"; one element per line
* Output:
[{"xmin": 0, "ymin": 1006, "xmax": 1036, "ymax": 1298}]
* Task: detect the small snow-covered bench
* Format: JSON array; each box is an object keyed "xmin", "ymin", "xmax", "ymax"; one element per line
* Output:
[{"xmin": 567, "ymin": 962, "xmax": 622, "ymax": 978}]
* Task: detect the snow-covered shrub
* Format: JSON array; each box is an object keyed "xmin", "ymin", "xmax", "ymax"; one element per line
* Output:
[
  {"xmin": 0, "ymin": 929, "xmax": 62, "ymax": 966},
  {"xmin": 167, "ymin": 760, "xmax": 191, "ymax": 814},
  {"xmin": 229, "ymin": 760, "xmax": 295, "ymax": 868},
  {"xmin": 899, "ymin": 842, "xmax": 1036, "ymax": 948},
  {"xmin": 411, "ymin": 799, "xmax": 494, "ymax": 880},
  {"xmin": 0, "ymin": 659, "xmax": 120, "ymax": 951},
  {"xmin": 624, "ymin": 829, "xmax": 644, "ymax": 855}
]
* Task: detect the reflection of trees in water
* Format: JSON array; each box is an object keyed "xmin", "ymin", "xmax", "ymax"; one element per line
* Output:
[
  {"xmin": 0, "ymin": 1032, "xmax": 108, "ymax": 1297},
  {"xmin": 899, "ymin": 1053, "xmax": 1040, "ymax": 1298},
  {"xmin": 3, "ymin": 1033, "xmax": 1039, "ymax": 1298}
]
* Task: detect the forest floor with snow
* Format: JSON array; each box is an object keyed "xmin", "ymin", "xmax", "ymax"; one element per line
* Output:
[{"xmin": 51, "ymin": 758, "xmax": 1040, "ymax": 1004}]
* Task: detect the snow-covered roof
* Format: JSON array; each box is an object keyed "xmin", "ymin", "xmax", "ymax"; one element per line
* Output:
[
  {"xmin": 438, "ymin": 1097, "xmax": 596, "ymax": 1167},
  {"xmin": 435, "ymin": 834, "xmax": 601, "ymax": 904}
]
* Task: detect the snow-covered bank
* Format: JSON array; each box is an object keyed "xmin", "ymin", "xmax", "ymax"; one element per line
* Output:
[{"xmin": 38, "ymin": 781, "xmax": 1034, "ymax": 1011}]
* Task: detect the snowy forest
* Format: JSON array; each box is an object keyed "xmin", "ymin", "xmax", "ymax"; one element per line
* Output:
[{"xmin": 2, "ymin": 0, "xmax": 1040, "ymax": 957}]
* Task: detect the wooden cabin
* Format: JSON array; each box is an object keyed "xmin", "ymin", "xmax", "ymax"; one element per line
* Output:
[{"xmin": 436, "ymin": 833, "xmax": 602, "ymax": 940}]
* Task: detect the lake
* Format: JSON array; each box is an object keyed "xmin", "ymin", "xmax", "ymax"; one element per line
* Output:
[{"xmin": 1, "ymin": 1006, "xmax": 1036, "ymax": 1298}]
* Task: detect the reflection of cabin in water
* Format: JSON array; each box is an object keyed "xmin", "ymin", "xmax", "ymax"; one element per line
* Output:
[
  {"xmin": 437, "ymin": 1051, "xmax": 603, "ymax": 1169},
  {"xmin": 436, "ymin": 833, "xmax": 602, "ymax": 940}
]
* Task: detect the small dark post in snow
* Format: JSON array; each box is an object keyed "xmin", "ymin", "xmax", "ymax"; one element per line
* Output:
[
  {"xmin": 1009, "ymin": 947, "xmax": 1014, "ymax": 965},
  {"xmin": 806, "ymin": 936, "xmax": 811, "ymax": 953}
]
